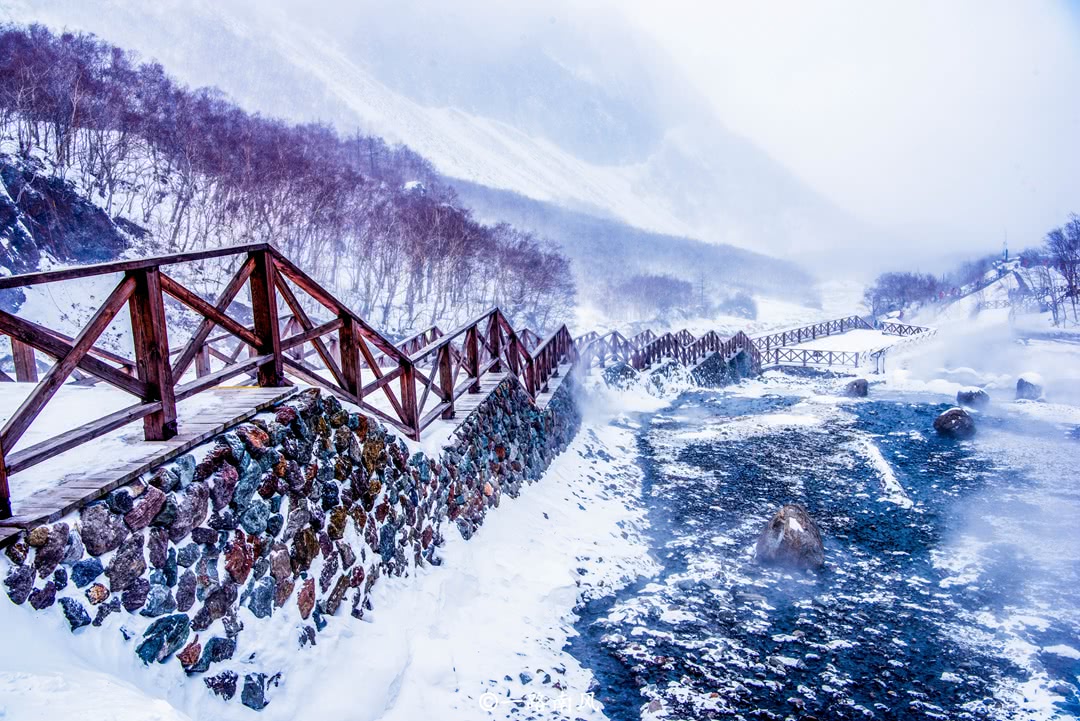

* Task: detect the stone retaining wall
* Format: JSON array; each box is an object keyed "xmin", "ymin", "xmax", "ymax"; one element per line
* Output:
[{"xmin": 2, "ymin": 374, "xmax": 579, "ymax": 710}]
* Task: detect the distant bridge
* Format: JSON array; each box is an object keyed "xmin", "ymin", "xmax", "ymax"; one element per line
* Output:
[{"xmin": 0, "ymin": 242, "xmax": 933, "ymax": 531}]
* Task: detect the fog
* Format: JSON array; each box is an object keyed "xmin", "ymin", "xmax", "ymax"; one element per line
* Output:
[
  {"xmin": 621, "ymin": 0, "xmax": 1080, "ymax": 262},
  {"xmin": 8, "ymin": 0, "xmax": 1079, "ymax": 276}
]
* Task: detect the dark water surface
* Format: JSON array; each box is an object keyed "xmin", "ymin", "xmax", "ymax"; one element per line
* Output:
[{"xmin": 570, "ymin": 385, "xmax": 1080, "ymax": 720}]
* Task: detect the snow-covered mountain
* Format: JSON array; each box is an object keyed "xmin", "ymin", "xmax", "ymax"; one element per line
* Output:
[{"xmin": 1, "ymin": 0, "xmax": 877, "ymax": 268}]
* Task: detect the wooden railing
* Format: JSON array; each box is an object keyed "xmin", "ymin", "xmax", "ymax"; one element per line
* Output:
[
  {"xmin": 575, "ymin": 326, "xmax": 761, "ymax": 375},
  {"xmin": 0, "ymin": 243, "xmax": 577, "ymax": 518},
  {"xmin": 761, "ymin": 347, "xmax": 864, "ymax": 368},
  {"xmin": 752, "ymin": 316, "xmax": 873, "ymax": 354},
  {"xmin": 876, "ymin": 320, "xmax": 932, "ymax": 337}
]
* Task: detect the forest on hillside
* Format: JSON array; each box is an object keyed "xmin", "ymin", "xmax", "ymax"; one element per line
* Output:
[{"xmin": 0, "ymin": 23, "xmax": 574, "ymax": 333}]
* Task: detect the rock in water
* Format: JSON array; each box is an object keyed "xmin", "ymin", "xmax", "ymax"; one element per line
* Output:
[
  {"xmin": 844, "ymin": 379, "xmax": 868, "ymax": 397},
  {"xmin": 956, "ymin": 388, "xmax": 990, "ymax": 410},
  {"xmin": 1016, "ymin": 375, "xmax": 1043, "ymax": 401},
  {"xmin": 934, "ymin": 408, "xmax": 976, "ymax": 439},
  {"xmin": 754, "ymin": 504, "xmax": 825, "ymax": 570},
  {"xmin": 601, "ymin": 362, "xmax": 638, "ymax": 390}
]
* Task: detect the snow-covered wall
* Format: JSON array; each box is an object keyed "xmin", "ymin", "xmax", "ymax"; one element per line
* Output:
[{"xmin": 1, "ymin": 376, "xmax": 579, "ymax": 711}]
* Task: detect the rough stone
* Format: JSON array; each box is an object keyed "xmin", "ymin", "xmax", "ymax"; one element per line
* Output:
[
  {"xmin": 122, "ymin": 577, "xmax": 151, "ymax": 612},
  {"xmin": 224, "ymin": 534, "xmax": 254, "ymax": 585},
  {"xmin": 92, "ymin": 596, "xmax": 121, "ymax": 627},
  {"xmin": 240, "ymin": 499, "xmax": 271, "ymax": 535},
  {"xmin": 177, "ymin": 543, "xmax": 200, "ymax": 568},
  {"xmin": 205, "ymin": 671, "xmax": 239, "ymax": 700},
  {"xmin": 297, "ymin": 578, "xmax": 315, "ymax": 619},
  {"xmin": 59, "ymin": 597, "xmax": 92, "ymax": 631},
  {"xmin": 140, "ymin": 584, "xmax": 177, "ymax": 617},
  {"xmin": 5, "ymin": 541, "xmax": 28, "ymax": 566},
  {"xmin": 148, "ymin": 527, "xmax": 169, "ymax": 569},
  {"xmin": 957, "ymin": 388, "xmax": 990, "ymax": 410},
  {"xmin": 136, "ymin": 613, "xmax": 190, "ymax": 664},
  {"xmin": 755, "ymin": 504, "xmax": 825, "ymax": 570},
  {"xmin": 248, "ymin": 576, "xmax": 276, "ymax": 619},
  {"xmin": 148, "ymin": 466, "xmax": 181, "ymax": 494},
  {"xmin": 337, "ymin": 540, "xmax": 356, "ymax": 570},
  {"xmin": 210, "ymin": 463, "xmax": 239, "ymax": 511},
  {"xmin": 106, "ymin": 533, "xmax": 146, "ymax": 592},
  {"xmin": 28, "ymin": 581, "xmax": 57, "ymax": 610},
  {"xmin": 934, "ymin": 407, "xmax": 976, "ymax": 439},
  {"xmin": 1016, "ymin": 376, "xmax": 1044, "ymax": 401},
  {"xmin": 291, "ymin": 528, "xmax": 320, "ymax": 572},
  {"xmin": 106, "ymin": 488, "xmax": 134, "ymax": 515},
  {"xmin": 85, "ymin": 582, "xmax": 110, "ymax": 605},
  {"xmin": 177, "ymin": 637, "xmax": 202, "ymax": 669},
  {"xmin": 61, "ymin": 529, "xmax": 85, "ymax": 565},
  {"xmin": 71, "ymin": 557, "xmax": 104, "ymax": 588},
  {"xmin": 191, "ymin": 582, "xmax": 238, "ymax": 632},
  {"xmin": 80, "ymin": 503, "xmax": 130, "ymax": 556},
  {"xmin": 324, "ymin": 574, "xmax": 351, "ymax": 615},
  {"xmin": 151, "ymin": 494, "xmax": 179, "ymax": 528},
  {"xmin": 176, "ymin": 570, "xmax": 197, "ymax": 612},
  {"xmin": 53, "ymin": 567, "xmax": 68, "ymax": 591},
  {"xmin": 186, "ymin": 636, "xmax": 236, "ymax": 675},
  {"xmin": 27, "ymin": 525, "xmax": 49, "ymax": 547},
  {"xmin": 327, "ymin": 506, "xmax": 348, "ymax": 540},
  {"xmin": 125, "ymin": 485, "xmax": 166, "ymax": 532},
  {"xmin": 241, "ymin": 672, "xmax": 273, "ymax": 711},
  {"xmin": 319, "ymin": 553, "xmax": 339, "ymax": 593},
  {"xmin": 844, "ymin": 378, "xmax": 869, "ymax": 397},
  {"xmin": 190, "ymin": 526, "xmax": 218, "ymax": 545},
  {"xmin": 169, "ymin": 482, "xmax": 210, "ymax": 542},
  {"xmin": 31, "ymin": 523, "xmax": 68, "ymax": 578}
]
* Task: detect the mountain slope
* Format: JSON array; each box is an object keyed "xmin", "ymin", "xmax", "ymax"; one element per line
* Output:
[{"xmin": 2, "ymin": 0, "xmax": 877, "ymax": 266}]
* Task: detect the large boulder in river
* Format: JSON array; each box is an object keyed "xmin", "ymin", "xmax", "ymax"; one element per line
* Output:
[
  {"xmin": 755, "ymin": 504, "xmax": 825, "ymax": 570},
  {"xmin": 956, "ymin": 388, "xmax": 989, "ymax": 410},
  {"xmin": 1016, "ymin": 375, "xmax": 1043, "ymax": 401},
  {"xmin": 601, "ymin": 361, "xmax": 638, "ymax": 390},
  {"xmin": 844, "ymin": 379, "xmax": 868, "ymax": 397},
  {"xmin": 934, "ymin": 408, "xmax": 976, "ymax": 439}
]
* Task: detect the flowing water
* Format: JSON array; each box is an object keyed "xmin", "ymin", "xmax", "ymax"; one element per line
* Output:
[{"xmin": 571, "ymin": 379, "xmax": 1080, "ymax": 720}]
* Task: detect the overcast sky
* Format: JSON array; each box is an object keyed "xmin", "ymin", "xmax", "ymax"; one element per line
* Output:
[{"xmin": 618, "ymin": 0, "xmax": 1080, "ymax": 254}]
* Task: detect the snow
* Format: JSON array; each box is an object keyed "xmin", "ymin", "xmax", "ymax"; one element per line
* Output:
[
  {"xmin": 0, "ymin": 381, "xmax": 661, "ymax": 721},
  {"xmin": 793, "ymin": 329, "xmax": 900, "ymax": 352}
]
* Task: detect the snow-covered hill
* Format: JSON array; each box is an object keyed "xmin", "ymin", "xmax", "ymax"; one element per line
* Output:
[{"xmin": 0, "ymin": 0, "xmax": 878, "ymax": 268}]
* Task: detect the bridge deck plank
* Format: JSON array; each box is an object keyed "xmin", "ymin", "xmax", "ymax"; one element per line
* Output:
[{"xmin": 0, "ymin": 385, "xmax": 295, "ymax": 541}]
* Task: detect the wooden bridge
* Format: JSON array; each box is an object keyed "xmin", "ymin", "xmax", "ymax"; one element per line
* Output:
[
  {"xmin": 0, "ymin": 240, "xmax": 936, "ymax": 535},
  {"xmin": 0, "ymin": 243, "xmax": 576, "ymax": 532}
]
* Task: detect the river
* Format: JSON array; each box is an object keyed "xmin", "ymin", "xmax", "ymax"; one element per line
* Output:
[{"xmin": 571, "ymin": 375, "xmax": 1080, "ymax": 720}]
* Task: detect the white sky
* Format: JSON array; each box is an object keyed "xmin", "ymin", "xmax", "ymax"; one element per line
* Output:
[{"xmin": 618, "ymin": 0, "xmax": 1080, "ymax": 253}]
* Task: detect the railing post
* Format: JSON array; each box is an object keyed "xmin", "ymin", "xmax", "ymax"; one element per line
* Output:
[
  {"xmin": 438, "ymin": 344, "xmax": 455, "ymax": 419},
  {"xmin": 249, "ymin": 249, "xmax": 285, "ymax": 387},
  {"xmin": 400, "ymin": 360, "xmax": 420, "ymax": 440},
  {"xmin": 338, "ymin": 316, "xmax": 361, "ymax": 399},
  {"xmin": 128, "ymin": 267, "xmax": 178, "ymax": 440},
  {"xmin": 11, "ymin": 338, "xmax": 37, "ymax": 382},
  {"xmin": 195, "ymin": 345, "xmax": 211, "ymax": 378},
  {"xmin": 0, "ymin": 445, "xmax": 10, "ymax": 519},
  {"xmin": 466, "ymin": 325, "xmax": 481, "ymax": 392},
  {"xmin": 488, "ymin": 313, "xmax": 502, "ymax": 373}
]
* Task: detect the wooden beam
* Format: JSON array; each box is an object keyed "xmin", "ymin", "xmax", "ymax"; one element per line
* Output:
[
  {"xmin": 0, "ymin": 275, "xmax": 136, "ymax": 453},
  {"xmin": 249, "ymin": 250, "xmax": 285, "ymax": 387},
  {"xmin": 160, "ymin": 273, "xmax": 261, "ymax": 348},
  {"xmin": 6, "ymin": 400, "xmax": 163, "ymax": 475},
  {"xmin": 174, "ymin": 354, "xmax": 272, "ymax": 402},
  {"xmin": 0, "ymin": 311, "xmax": 147, "ymax": 397},
  {"xmin": 0, "ymin": 243, "xmax": 270, "ymax": 290},
  {"xmin": 128, "ymin": 268, "xmax": 178, "ymax": 440},
  {"xmin": 171, "ymin": 257, "xmax": 254, "ymax": 380},
  {"xmin": 11, "ymin": 338, "xmax": 37, "ymax": 382}
]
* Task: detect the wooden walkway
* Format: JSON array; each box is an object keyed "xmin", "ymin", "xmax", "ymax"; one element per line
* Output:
[{"xmin": 0, "ymin": 385, "xmax": 295, "ymax": 545}]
